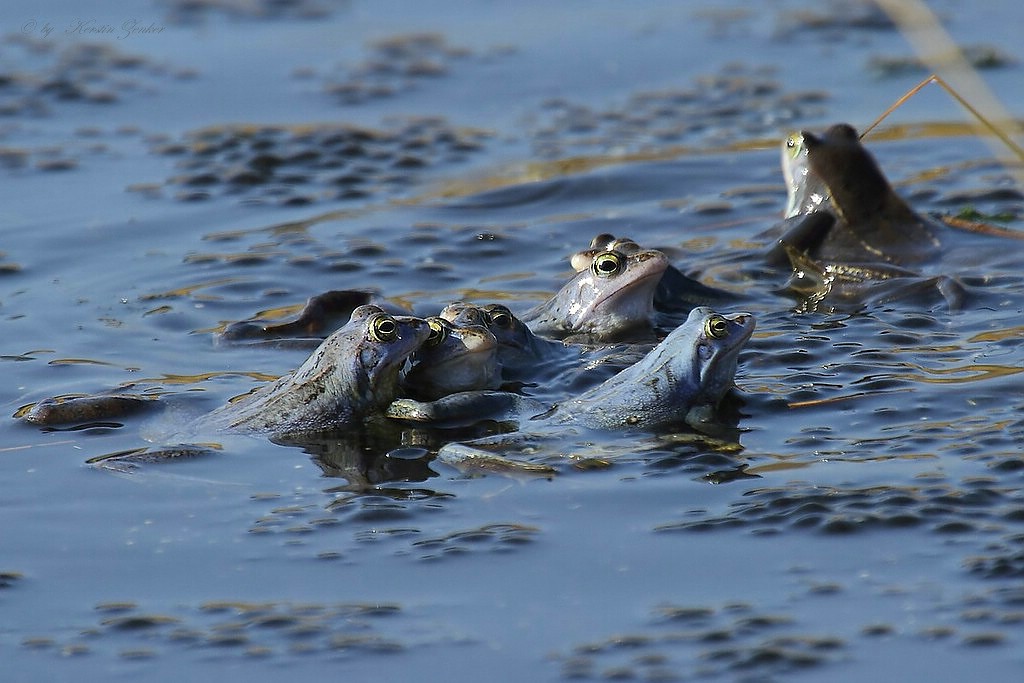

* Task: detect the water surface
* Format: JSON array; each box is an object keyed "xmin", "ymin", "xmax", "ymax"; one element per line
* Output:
[{"xmin": 2, "ymin": 1, "xmax": 1023, "ymax": 681}]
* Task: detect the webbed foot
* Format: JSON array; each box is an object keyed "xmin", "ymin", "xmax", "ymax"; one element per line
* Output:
[
  {"xmin": 86, "ymin": 444, "xmax": 219, "ymax": 471},
  {"xmin": 387, "ymin": 391, "xmax": 538, "ymax": 427},
  {"xmin": 21, "ymin": 394, "xmax": 155, "ymax": 427},
  {"xmin": 217, "ymin": 290, "xmax": 377, "ymax": 344},
  {"xmin": 765, "ymin": 211, "xmax": 836, "ymax": 267},
  {"xmin": 435, "ymin": 442, "xmax": 557, "ymax": 476}
]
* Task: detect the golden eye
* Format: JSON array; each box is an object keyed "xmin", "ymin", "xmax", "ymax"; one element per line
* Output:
[
  {"xmin": 369, "ymin": 314, "xmax": 399, "ymax": 342},
  {"xmin": 485, "ymin": 305, "xmax": 513, "ymax": 328},
  {"xmin": 704, "ymin": 314, "xmax": 729, "ymax": 339},
  {"xmin": 785, "ymin": 133, "xmax": 803, "ymax": 157},
  {"xmin": 592, "ymin": 250, "xmax": 625, "ymax": 278},
  {"xmin": 424, "ymin": 317, "xmax": 449, "ymax": 347}
]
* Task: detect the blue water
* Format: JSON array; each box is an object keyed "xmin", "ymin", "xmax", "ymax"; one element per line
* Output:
[{"xmin": 2, "ymin": 1, "xmax": 1023, "ymax": 681}]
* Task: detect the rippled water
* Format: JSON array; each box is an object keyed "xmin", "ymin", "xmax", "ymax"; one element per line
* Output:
[{"xmin": 2, "ymin": 1, "xmax": 1024, "ymax": 680}]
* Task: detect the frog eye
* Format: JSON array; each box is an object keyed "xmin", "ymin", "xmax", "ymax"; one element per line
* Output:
[
  {"xmin": 424, "ymin": 317, "xmax": 449, "ymax": 347},
  {"xmin": 485, "ymin": 305, "xmax": 513, "ymax": 328},
  {"xmin": 785, "ymin": 133, "xmax": 803, "ymax": 157},
  {"xmin": 369, "ymin": 314, "xmax": 400, "ymax": 343},
  {"xmin": 704, "ymin": 315, "xmax": 729, "ymax": 340},
  {"xmin": 592, "ymin": 250, "xmax": 625, "ymax": 278},
  {"xmin": 611, "ymin": 238, "xmax": 639, "ymax": 253}
]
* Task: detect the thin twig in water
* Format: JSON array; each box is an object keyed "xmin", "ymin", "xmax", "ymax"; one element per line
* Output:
[
  {"xmin": 787, "ymin": 388, "xmax": 912, "ymax": 409},
  {"xmin": 862, "ymin": 74, "xmax": 1024, "ymax": 163},
  {"xmin": 0, "ymin": 440, "xmax": 77, "ymax": 453},
  {"xmin": 939, "ymin": 215, "xmax": 1024, "ymax": 240},
  {"xmin": 870, "ymin": 0, "xmax": 1024, "ymax": 184}
]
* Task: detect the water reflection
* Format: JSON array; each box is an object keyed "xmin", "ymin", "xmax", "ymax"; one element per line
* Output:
[
  {"xmin": 278, "ymin": 431, "xmax": 439, "ymax": 493},
  {"xmin": 902, "ymin": 361, "xmax": 1024, "ymax": 383}
]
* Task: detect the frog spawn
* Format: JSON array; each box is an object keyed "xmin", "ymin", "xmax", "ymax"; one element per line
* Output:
[
  {"xmin": 146, "ymin": 118, "xmax": 491, "ymax": 206},
  {"xmin": 528, "ymin": 65, "xmax": 829, "ymax": 158},
  {"xmin": 0, "ymin": 35, "xmax": 189, "ymax": 117}
]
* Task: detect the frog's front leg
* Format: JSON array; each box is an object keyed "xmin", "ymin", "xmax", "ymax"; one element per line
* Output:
[
  {"xmin": 435, "ymin": 441, "xmax": 557, "ymax": 477},
  {"xmin": 387, "ymin": 391, "xmax": 538, "ymax": 426}
]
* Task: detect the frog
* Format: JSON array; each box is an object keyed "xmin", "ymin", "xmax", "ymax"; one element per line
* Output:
[
  {"xmin": 770, "ymin": 124, "xmax": 976, "ymax": 310},
  {"xmin": 19, "ymin": 304, "xmax": 430, "ymax": 435},
  {"xmin": 570, "ymin": 233, "xmax": 737, "ymax": 313},
  {"xmin": 776, "ymin": 123, "xmax": 942, "ymax": 266},
  {"xmin": 780, "ymin": 129, "xmax": 831, "ymax": 220},
  {"xmin": 439, "ymin": 301, "xmax": 571, "ymax": 384},
  {"xmin": 439, "ymin": 300, "xmax": 659, "ymax": 401},
  {"xmin": 20, "ymin": 305, "xmax": 434, "ymax": 471},
  {"xmin": 401, "ymin": 316, "xmax": 502, "ymax": 401},
  {"xmin": 520, "ymin": 247, "xmax": 669, "ymax": 342},
  {"xmin": 387, "ymin": 306, "xmax": 755, "ymax": 434},
  {"xmin": 198, "ymin": 305, "xmax": 431, "ymax": 435}
]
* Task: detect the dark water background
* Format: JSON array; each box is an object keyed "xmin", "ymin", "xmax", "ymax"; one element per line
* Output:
[{"xmin": 2, "ymin": 1, "xmax": 1023, "ymax": 680}]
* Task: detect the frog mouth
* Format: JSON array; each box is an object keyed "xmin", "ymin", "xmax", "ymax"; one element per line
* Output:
[
  {"xmin": 423, "ymin": 337, "xmax": 498, "ymax": 371},
  {"xmin": 591, "ymin": 266, "xmax": 664, "ymax": 311},
  {"xmin": 435, "ymin": 347, "xmax": 496, "ymax": 370},
  {"xmin": 730, "ymin": 314, "xmax": 756, "ymax": 346}
]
